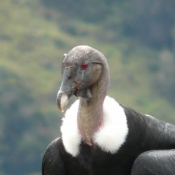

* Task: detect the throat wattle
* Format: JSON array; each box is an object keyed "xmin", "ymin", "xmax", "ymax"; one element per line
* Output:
[{"xmin": 77, "ymin": 114, "xmax": 104, "ymax": 146}]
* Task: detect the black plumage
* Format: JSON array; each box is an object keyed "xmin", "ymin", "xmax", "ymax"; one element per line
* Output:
[
  {"xmin": 131, "ymin": 150, "xmax": 175, "ymax": 175},
  {"xmin": 42, "ymin": 46, "xmax": 175, "ymax": 175},
  {"xmin": 42, "ymin": 107, "xmax": 175, "ymax": 175}
]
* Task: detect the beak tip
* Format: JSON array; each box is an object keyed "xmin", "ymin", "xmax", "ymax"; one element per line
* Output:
[
  {"xmin": 58, "ymin": 105, "xmax": 64, "ymax": 113},
  {"xmin": 56, "ymin": 91, "xmax": 69, "ymax": 113},
  {"xmin": 57, "ymin": 103, "xmax": 63, "ymax": 112}
]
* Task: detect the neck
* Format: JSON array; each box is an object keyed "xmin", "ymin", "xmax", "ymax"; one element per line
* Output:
[{"xmin": 77, "ymin": 63, "xmax": 109, "ymax": 146}]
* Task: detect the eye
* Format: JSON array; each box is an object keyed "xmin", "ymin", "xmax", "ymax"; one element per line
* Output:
[{"xmin": 80, "ymin": 63, "xmax": 88, "ymax": 70}]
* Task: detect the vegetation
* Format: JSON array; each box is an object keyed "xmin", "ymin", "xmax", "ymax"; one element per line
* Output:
[{"xmin": 0, "ymin": 0, "xmax": 175, "ymax": 174}]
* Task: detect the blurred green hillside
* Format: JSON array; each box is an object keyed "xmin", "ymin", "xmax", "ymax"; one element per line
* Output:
[{"xmin": 0, "ymin": 0, "xmax": 175, "ymax": 174}]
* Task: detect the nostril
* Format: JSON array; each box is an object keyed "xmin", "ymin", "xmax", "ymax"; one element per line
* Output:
[{"xmin": 68, "ymin": 76, "xmax": 72, "ymax": 80}]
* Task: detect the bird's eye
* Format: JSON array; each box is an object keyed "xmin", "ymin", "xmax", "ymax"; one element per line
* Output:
[{"xmin": 80, "ymin": 63, "xmax": 88, "ymax": 70}]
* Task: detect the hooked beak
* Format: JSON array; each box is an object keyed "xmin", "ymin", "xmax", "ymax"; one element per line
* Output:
[
  {"xmin": 57, "ymin": 82, "xmax": 93, "ymax": 112},
  {"xmin": 57, "ymin": 91, "xmax": 70, "ymax": 112},
  {"xmin": 56, "ymin": 68, "xmax": 93, "ymax": 112}
]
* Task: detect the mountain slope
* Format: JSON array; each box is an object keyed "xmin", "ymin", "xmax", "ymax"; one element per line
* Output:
[{"xmin": 0, "ymin": 0, "xmax": 175, "ymax": 174}]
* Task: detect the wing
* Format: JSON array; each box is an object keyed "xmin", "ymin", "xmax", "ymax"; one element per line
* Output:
[
  {"xmin": 122, "ymin": 104, "xmax": 175, "ymax": 149},
  {"xmin": 42, "ymin": 138, "xmax": 66, "ymax": 175},
  {"xmin": 131, "ymin": 150, "xmax": 175, "ymax": 175}
]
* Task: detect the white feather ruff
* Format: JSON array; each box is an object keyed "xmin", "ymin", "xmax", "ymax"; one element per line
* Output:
[
  {"xmin": 60, "ymin": 100, "xmax": 81, "ymax": 157},
  {"xmin": 61, "ymin": 96, "xmax": 128, "ymax": 157},
  {"xmin": 93, "ymin": 96, "xmax": 128, "ymax": 153}
]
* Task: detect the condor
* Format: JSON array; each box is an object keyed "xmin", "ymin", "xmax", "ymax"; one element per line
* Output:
[{"xmin": 42, "ymin": 46, "xmax": 175, "ymax": 175}]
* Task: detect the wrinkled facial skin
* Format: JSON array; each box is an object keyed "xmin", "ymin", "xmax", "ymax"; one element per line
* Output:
[
  {"xmin": 62, "ymin": 58, "xmax": 102, "ymax": 97},
  {"xmin": 57, "ymin": 48, "xmax": 103, "ymax": 112}
]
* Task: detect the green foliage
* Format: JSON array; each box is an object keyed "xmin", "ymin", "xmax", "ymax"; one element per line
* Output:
[{"xmin": 0, "ymin": 0, "xmax": 175, "ymax": 174}]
